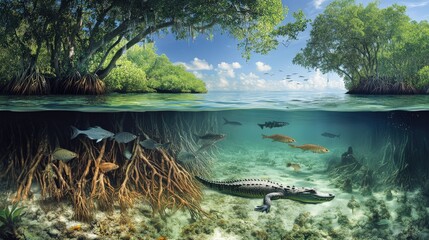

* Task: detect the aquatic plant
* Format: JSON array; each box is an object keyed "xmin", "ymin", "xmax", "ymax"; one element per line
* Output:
[{"xmin": 0, "ymin": 203, "xmax": 26, "ymax": 240}]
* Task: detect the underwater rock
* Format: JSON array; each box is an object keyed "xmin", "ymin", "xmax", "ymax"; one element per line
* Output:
[
  {"xmin": 341, "ymin": 146, "xmax": 356, "ymax": 165},
  {"xmin": 337, "ymin": 213, "xmax": 351, "ymax": 227},
  {"xmin": 347, "ymin": 196, "xmax": 360, "ymax": 214},
  {"xmin": 48, "ymin": 228, "xmax": 61, "ymax": 237}
]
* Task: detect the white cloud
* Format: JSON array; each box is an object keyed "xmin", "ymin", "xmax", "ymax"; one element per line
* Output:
[
  {"xmin": 403, "ymin": 1, "xmax": 429, "ymax": 8},
  {"xmin": 239, "ymin": 72, "xmax": 267, "ymax": 90},
  {"xmin": 255, "ymin": 61, "xmax": 272, "ymax": 72},
  {"xmin": 313, "ymin": 0, "xmax": 327, "ymax": 9},
  {"xmin": 217, "ymin": 61, "xmax": 241, "ymax": 78},
  {"xmin": 204, "ymin": 69, "xmax": 346, "ymax": 91},
  {"xmin": 176, "ymin": 58, "xmax": 213, "ymax": 71}
]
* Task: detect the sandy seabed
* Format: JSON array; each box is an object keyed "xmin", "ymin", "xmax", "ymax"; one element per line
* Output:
[{"xmin": 1, "ymin": 145, "xmax": 429, "ymax": 240}]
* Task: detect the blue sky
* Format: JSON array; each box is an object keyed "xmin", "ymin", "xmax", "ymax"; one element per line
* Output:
[{"xmin": 153, "ymin": 0, "xmax": 429, "ymax": 92}]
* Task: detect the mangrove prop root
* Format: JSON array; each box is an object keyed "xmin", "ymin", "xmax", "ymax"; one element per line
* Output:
[{"xmin": 3, "ymin": 112, "xmax": 216, "ymax": 220}]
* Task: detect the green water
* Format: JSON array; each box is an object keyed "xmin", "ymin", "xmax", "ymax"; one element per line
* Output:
[{"xmin": 0, "ymin": 92, "xmax": 428, "ymax": 239}]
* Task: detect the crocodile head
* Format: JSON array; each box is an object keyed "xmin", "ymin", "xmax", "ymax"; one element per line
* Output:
[{"xmin": 285, "ymin": 187, "xmax": 335, "ymax": 204}]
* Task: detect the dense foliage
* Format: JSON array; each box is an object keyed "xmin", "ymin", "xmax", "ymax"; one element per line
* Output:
[
  {"xmin": 105, "ymin": 44, "xmax": 207, "ymax": 93},
  {"xmin": 294, "ymin": 0, "xmax": 429, "ymax": 93},
  {"xmin": 0, "ymin": 0, "xmax": 308, "ymax": 94}
]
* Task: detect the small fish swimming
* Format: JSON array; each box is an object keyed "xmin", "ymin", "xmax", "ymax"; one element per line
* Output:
[
  {"xmin": 177, "ymin": 151, "xmax": 197, "ymax": 162},
  {"xmin": 286, "ymin": 162, "xmax": 301, "ymax": 172},
  {"xmin": 194, "ymin": 133, "xmax": 226, "ymax": 142},
  {"xmin": 52, "ymin": 148, "xmax": 78, "ymax": 162},
  {"xmin": 71, "ymin": 126, "xmax": 114, "ymax": 143},
  {"xmin": 257, "ymin": 121, "xmax": 289, "ymax": 129},
  {"xmin": 139, "ymin": 139, "xmax": 171, "ymax": 150},
  {"xmin": 99, "ymin": 162, "xmax": 119, "ymax": 173},
  {"xmin": 262, "ymin": 134, "xmax": 295, "ymax": 143},
  {"xmin": 321, "ymin": 132, "xmax": 340, "ymax": 138},
  {"xmin": 113, "ymin": 132, "xmax": 137, "ymax": 143},
  {"xmin": 288, "ymin": 144, "xmax": 329, "ymax": 153},
  {"xmin": 223, "ymin": 117, "xmax": 242, "ymax": 126},
  {"xmin": 123, "ymin": 149, "xmax": 132, "ymax": 160}
]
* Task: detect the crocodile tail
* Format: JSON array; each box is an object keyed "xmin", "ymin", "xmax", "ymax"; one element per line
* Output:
[
  {"xmin": 195, "ymin": 176, "xmax": 218, "ymax": 189},
  {"xmin": 262, "ymin": 134, "xmax": 268, "ymax": 139},
  {"xmin": 257, "ymin": 124, "xmax": 264, "ymax": 129}
]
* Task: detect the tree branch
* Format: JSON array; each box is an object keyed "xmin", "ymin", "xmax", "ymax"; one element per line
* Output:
[{"xmin": 97, "ymin": 20, "xmax": 175, "ymax": 79}]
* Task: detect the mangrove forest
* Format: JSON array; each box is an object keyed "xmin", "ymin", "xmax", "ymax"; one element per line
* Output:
[
  {"xmin": 0, "ymin": 0, "xmax": 308, "ymax": 95},
  {"xmin": 294, "ymin": 0, "xmax": 429, "ymax": 94}
]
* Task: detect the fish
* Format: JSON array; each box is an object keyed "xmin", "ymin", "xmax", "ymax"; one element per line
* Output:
[
  {"xmin": 321, "ymin": 132, "xmax": 340, "ymax": 138},
  {"xmin": 123, "ymin": 149, "xmax": 132, "ymax": 160},
  {"xmin": 52, "ymin": 148, "xmax": 78, "ymax": 162},
  {"xmin": 177, "ymin": 151, "xmax": 197, "ymax": 162},
  {"xmin": 71, "ymin": 126, "xmax": 114, "ymax": 143},
  {"xmin": 194, "ymin": 133, "xmax": 226, "ymax": 142},
  {"xmin": 262, "ymin": 134, "xmax": 295, "ymax": 143},
  {"xmin": 257, "ymin": 121, "xmax": 289, "ymax": 129},
  {"xmin": 139, "ymin": 139, "xmax": 171, "ymax": 150},
  {"xmin": 113, "ymin": 132, "xmax": 137, "ymax": 143},
  {"xmin": 286, "ymin": 162, "xmax": 301, "ymax": 172},
  {"xmin": 99, "ymin": 162, "xmax": 119, "ymax": 173},
  {"xmin": 223, "ymin": 117, "xmax": 242, "ymax": 126},
  {"xmin": 288, "ymin": 144, "xmax": 329, "ymax": 153}
]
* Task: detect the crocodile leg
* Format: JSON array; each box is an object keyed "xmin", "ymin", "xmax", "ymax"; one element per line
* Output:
[{"xmin": 254, "ymin": 192, "xmax": 284, "ymax": 213}]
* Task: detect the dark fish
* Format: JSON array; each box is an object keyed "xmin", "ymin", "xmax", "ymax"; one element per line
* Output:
[
  {"xmin": 257, "ymin": 121, "xmax": 289, "ymax": 129},
  {"xmin": 223, "ymin": 117, "xmax": 242, "ymax": 126},
  {"xmin": 139, "ymin": 139, "xmax": 171, "ymax": 150},
  {"xmin": 321, "ymin": 132, "xmax": 340, "ymax": 138},
  {"xmin": 113, "ymin": 132, "xmax": 137, "ymax": 143},
  {"xmin": 71, "ymin": 126, "xmax": 114, "ymax": 143},
  {"xmin": 194, "ymin": 133, "xmax": 226, "ymax": 142}
]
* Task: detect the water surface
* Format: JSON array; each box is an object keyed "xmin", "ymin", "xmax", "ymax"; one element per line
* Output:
[{"xmin": 1, "ymin": 91, "xmax": 429, "ymax": 112}]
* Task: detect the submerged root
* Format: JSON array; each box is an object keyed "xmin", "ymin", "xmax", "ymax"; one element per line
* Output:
[{"xmin": 2, "ymin": 112, "xmax": 215, "ymax": 220}]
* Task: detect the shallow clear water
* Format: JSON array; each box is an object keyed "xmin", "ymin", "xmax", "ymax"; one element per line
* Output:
[
  {"xmin": 0, "ymin": 92, "xmax": 428, "ymax": 239},
  {"xmin": 2, "ymin": 91, "xmax": 429, "ymax": 112}
]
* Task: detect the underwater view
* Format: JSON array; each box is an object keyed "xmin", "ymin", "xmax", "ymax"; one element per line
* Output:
[{"xmin": 0, "ymin": 92, "xmax": 429, "ymax": 240}]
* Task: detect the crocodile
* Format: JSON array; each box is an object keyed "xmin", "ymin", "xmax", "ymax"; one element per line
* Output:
[{"xmin": 195, "ymin": 176, "xmax": 335, "ymax": 213}]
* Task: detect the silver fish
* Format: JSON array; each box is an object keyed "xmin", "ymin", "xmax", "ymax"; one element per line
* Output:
[
  {"xmin": 139, "ymin": 139, "xmax": 171, "ymax": 150},
  {"xmin": 52, "ymin": 148, "xmax": 78, "ymax": 162},
  {"xmin": 113, "ymin": 132, "xmax": 137, "ymax": 143},
  {"xmin": 71, "ymin": 126, "xmax": 114, "ymax": 143},
  {"xmin": 194, "ymin": 133, "xmax": 226, "ymax": 141},
  {"xmin": 123, "ymin": 149, "xmax": 132, "ymax": 160},
  {"xmin": 177, "ymin": 151, "xmax": 197, "ymax": 162}
]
